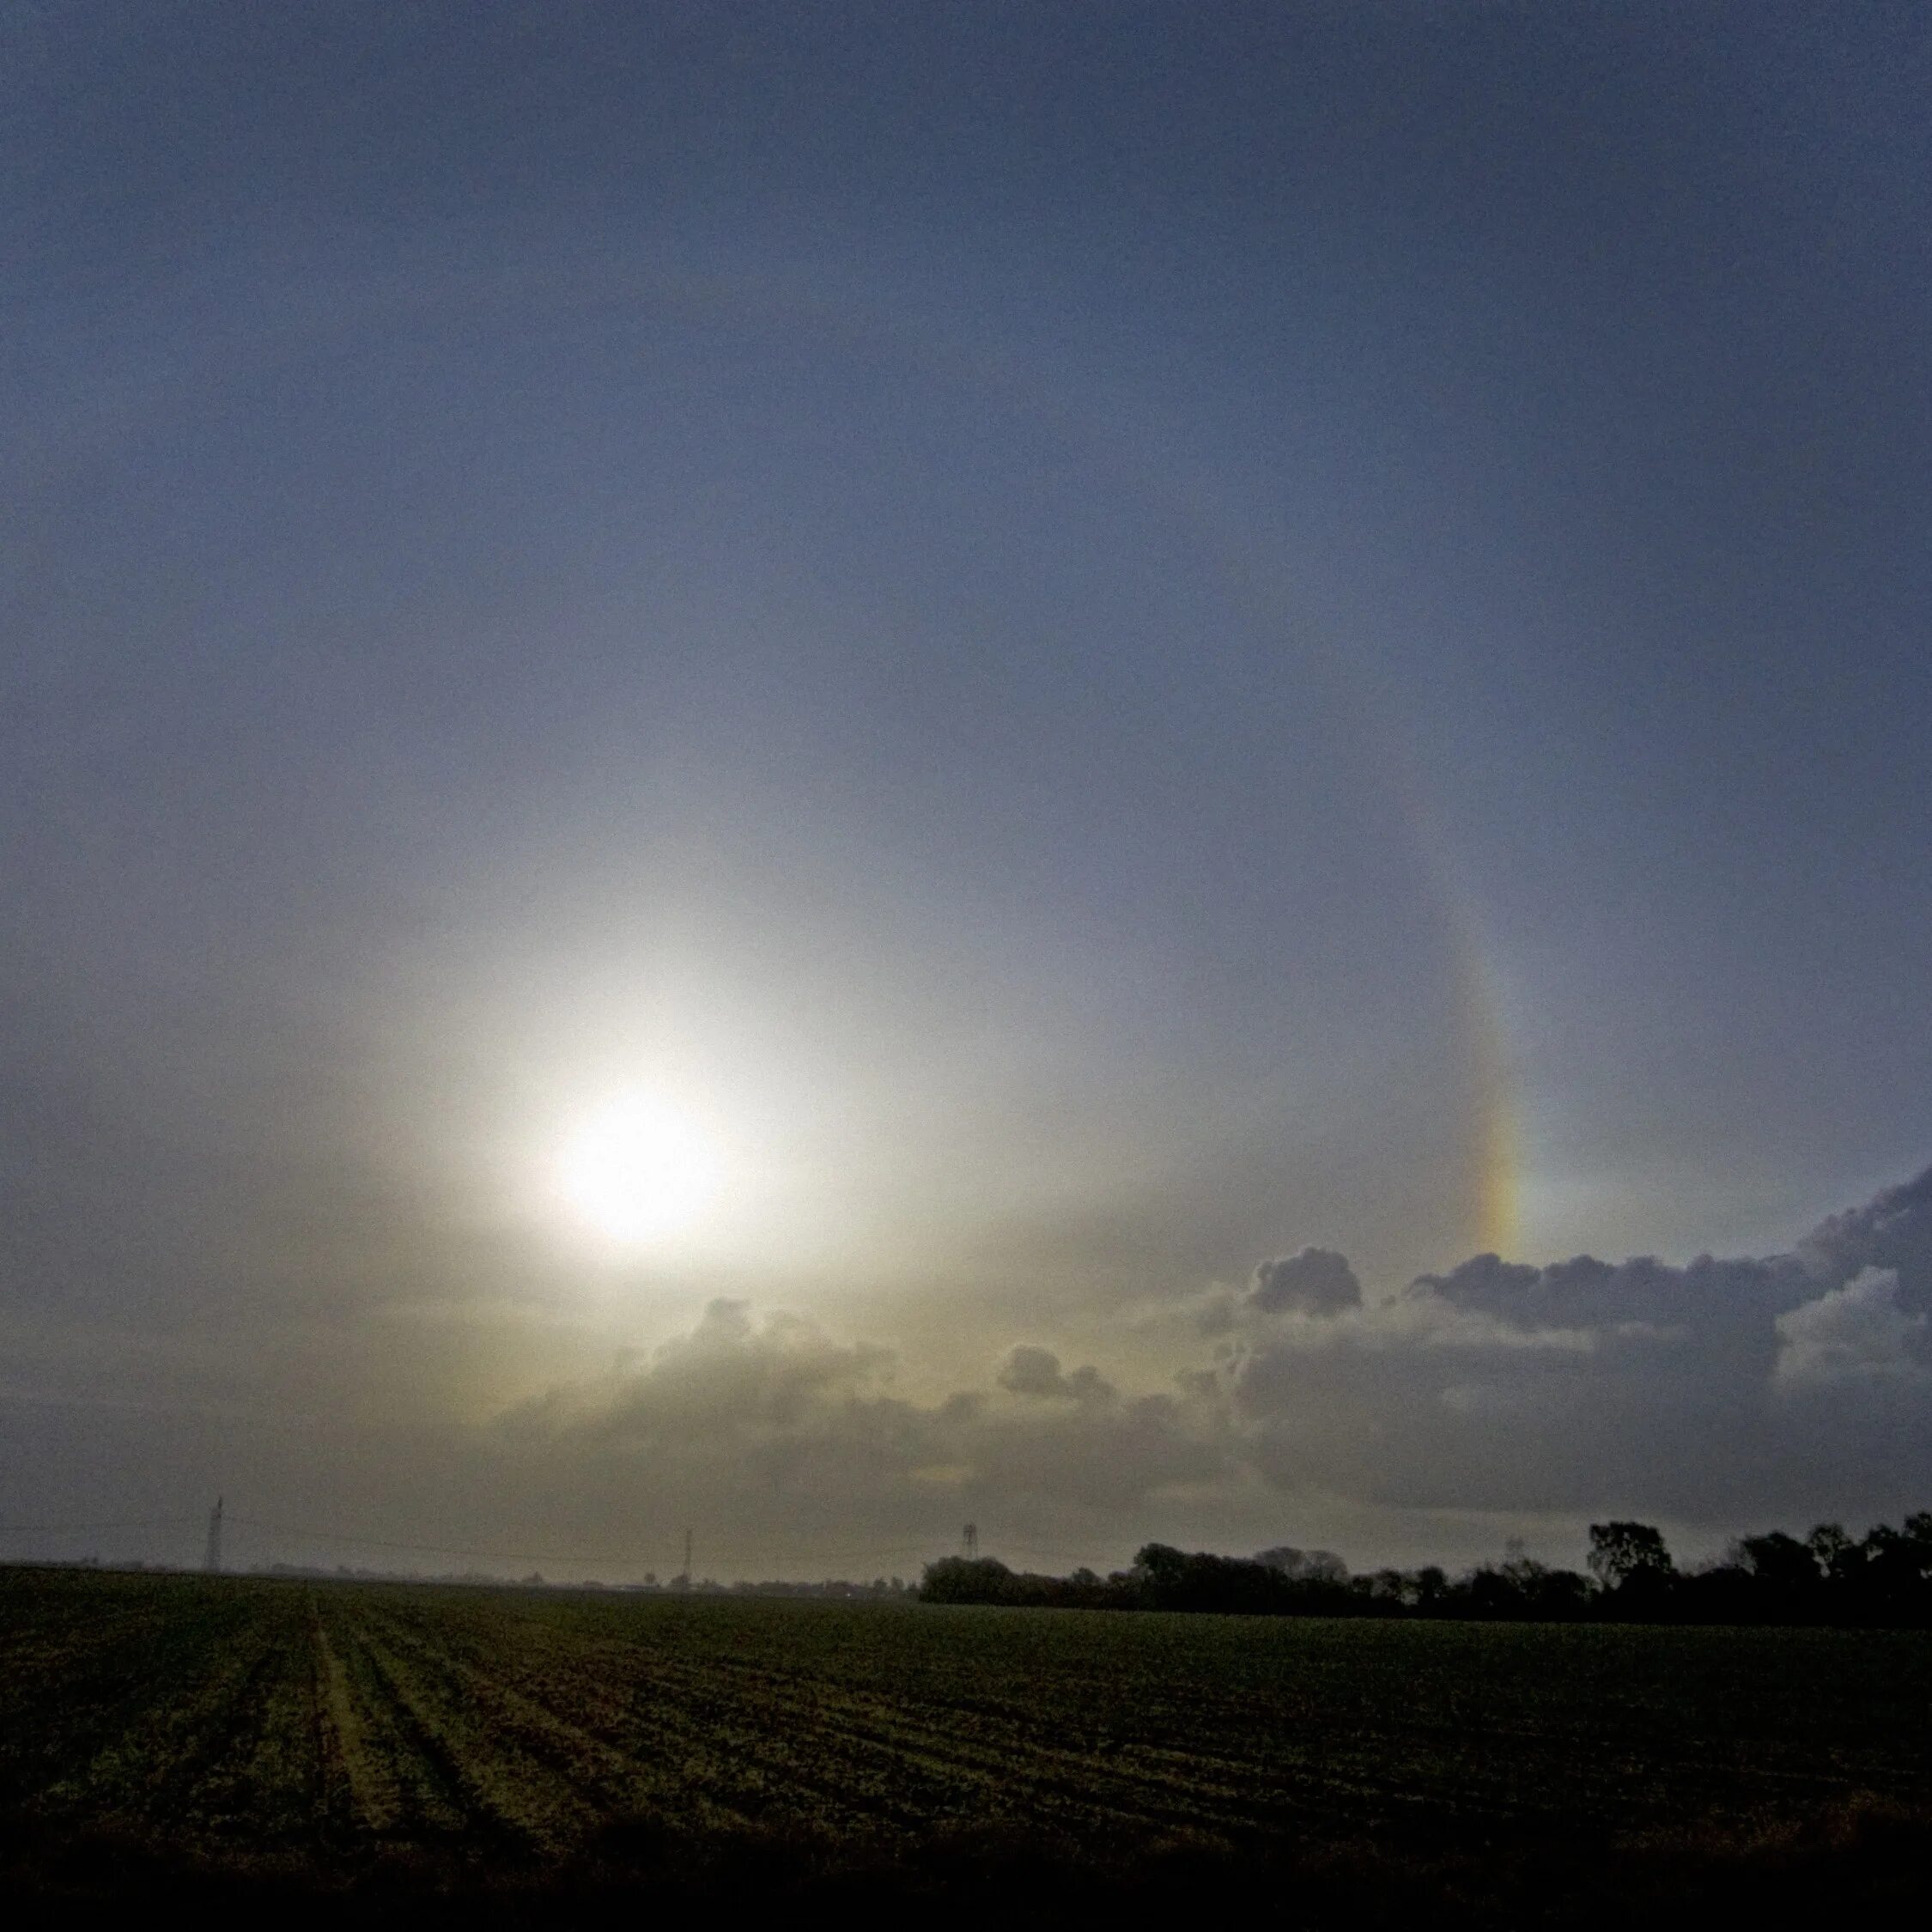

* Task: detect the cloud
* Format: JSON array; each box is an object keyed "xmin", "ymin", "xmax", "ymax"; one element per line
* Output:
[
  {"xmin": 1775, "ymin": 1268, "xmax": 1929, "ymax": 1385},
  {"xmin": 1194, "ymin": 1166, "xmax": 1932, "ymax": 1525},
  {"xmin": 502, "ymin": 1302, "xmax": 1224, "ymax": 1528},
  {"xmin": 996, "ymin": 1346, "xmax": 1116, "ymax": 1404},
  {"xmin": 497, "ymin": 1298, "xmax": 934, "ymax": 1515},
  {"xmin": 1795, "ymin": 1167, "xmax": 1932, "ymax": 1312},
  {"xmin": 1406, "ymin": 1248, "xmax": 1807, "ymax": 1334},
  {"xmin": 490, "ymin": 1165, "xmax": 1932, "ymax": 1564},
  {"xmin": 1249, "ymin": 1247, "xmax": 1362, "ymax": 1316}
]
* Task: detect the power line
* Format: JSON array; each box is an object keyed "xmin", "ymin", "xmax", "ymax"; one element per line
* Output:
[
  {"xmin": 228, "ymin": 1517, "xmax": 680, "ymax": 1567},
  {"xmin": 0, "ymin": 1515, "xmax": 670, "ymax": 1567},
  {"xmin": 737, "ymin": 1543, "xmax": 937, "ymax": 1564},
  {"xmin": 226, "ymin": 1518, "xmax": 950, "ymax": 1571},
  {"xmin": 1, "ymin": 1511, "xmax": 1089, "ymax": 1574},
  {"xmin": 0, "ymin": 1518, "xmax": 199, "ymax": 1535}
]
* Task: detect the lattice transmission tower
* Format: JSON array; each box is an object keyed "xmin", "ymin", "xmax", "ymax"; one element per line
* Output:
[{"xmin": 203, "ymin": 1495, "xmax": 223, "ymax": 1574}]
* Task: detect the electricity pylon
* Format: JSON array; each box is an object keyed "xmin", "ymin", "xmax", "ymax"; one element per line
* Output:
[{"xmin": 203, "ymin": 1496, "xmax": 223, "ymax": 1574}]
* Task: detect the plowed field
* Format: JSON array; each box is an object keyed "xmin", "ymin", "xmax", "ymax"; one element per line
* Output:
[{"xmin": 3, "ymin": 1565, "xmax": 1930, "ymax": 1915}]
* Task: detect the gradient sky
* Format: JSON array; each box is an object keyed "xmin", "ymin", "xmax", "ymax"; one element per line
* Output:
[{"xmin": 5, "ymin": 2, "xmax": 1931, "ymax": 1581}]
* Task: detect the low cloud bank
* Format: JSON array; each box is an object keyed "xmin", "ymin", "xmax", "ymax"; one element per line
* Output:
[
  {"xmin": 502, "ymin": 1166, "xmax": 1932, "ymax": 1548},
  {"xmin": 500, "ymin": 1297, "xmax": 1227, "ymax": 1528}
]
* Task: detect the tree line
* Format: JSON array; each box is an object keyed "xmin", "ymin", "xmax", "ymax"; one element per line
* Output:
[{"xmin": 919, "ymin": 1511, "xmax": 1932, "ymax": 1625}]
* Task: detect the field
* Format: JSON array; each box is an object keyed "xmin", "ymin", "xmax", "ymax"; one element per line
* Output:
[{"xmin": 3, "ymin": 1564, "xmax": 1930, "ymax": 1921}]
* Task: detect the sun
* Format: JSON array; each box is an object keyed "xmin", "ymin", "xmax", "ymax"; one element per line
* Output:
[{"xmin": 556, "ymin": 1092, "xmax": 724, "ymax": 1244}]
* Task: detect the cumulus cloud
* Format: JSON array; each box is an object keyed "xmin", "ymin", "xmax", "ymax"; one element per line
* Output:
[
  {"xmin": 1405, "ymin": 1249, "xmax": 1813, "ymax": 1340},
  {"xmin": 502, "ymin": 1301, "xmax": 1226, "ymax": 1530},
  {"xmin": 1206, "ymin": 1168, "xmax": 1932, "ymax": 1525},
  {"xmin": 494, "ymin": 1165, "xmax": 1932, "ymax": 1563},
  {"xmin": 996, "ymin": 1346, "xmax": 1116, "ymax": 1404},
  {"xmin": 1775, "ymin": 1269, "xmax": 1929, "ymax": 1385},
  {"xmin": 1249, "ymin": 1247, "xmax": 1363, "ymax": 1316},
  {"xmin": 512, "ymin": 1297, "xmax": 904, "ymax": 1446},
  {"xmin": 1795, "ymin": 1167, "xmax": 1932, "ymax": 1312}
]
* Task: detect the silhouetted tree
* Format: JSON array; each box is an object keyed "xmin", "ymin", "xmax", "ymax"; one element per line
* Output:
[
  {"xmin": 1805, "ymin": 1522, "xmax": 1859, "ymax": 1586},
  {"xmin": 1856, "ymin": 1513, "xmax": 1932, "ymax": 1624},
  {"xmin": 1586, "ymin": 1522, "xmax": 1674, "ymax": 1590},
  {"xmin": 1735, "ymin": 1529, "xmax": 1816, "ymax": 1593},
  {"xmin": 1256, "ymin": 1545, "xmax": 1347, "ymax": 1583},
  {"xmin": 921, "ymin": 1511, "xmax": 1932, "ymax": 1625},
  {"xmin": 920, "ymin": 1556, "xmax": 1018, "ymax": 1603},
  {"xmin": 1452, "ymin": 1546, "xmax": 1590, "ymax": 1621},
  {"xmin": 1357, "ymin": 1567, "xmax": 1411, "ymax": 1608}
]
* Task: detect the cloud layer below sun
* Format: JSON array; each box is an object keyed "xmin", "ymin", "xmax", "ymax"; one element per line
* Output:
[
  {"xmin": 4, "ymin": 1163, "xmax": 1929, "ymax": 1580},
  {"xmin": 483, "ymin": 1166, "xmax": 1932, "ymax": 1569}
]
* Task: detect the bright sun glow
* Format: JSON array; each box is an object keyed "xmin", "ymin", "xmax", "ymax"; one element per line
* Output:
[{"xmin": 556, "ymin": 1093, "xmax": 724, "ymax": 1244}]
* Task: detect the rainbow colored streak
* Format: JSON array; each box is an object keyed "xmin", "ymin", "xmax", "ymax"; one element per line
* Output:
[
  {"xmin": 774, "ymin": 264, "xmax": 1532, "ymax": 1263},
  {"xmin": 1453, "ymin": 920, "xmax": 1520, "ymax": 1258}
]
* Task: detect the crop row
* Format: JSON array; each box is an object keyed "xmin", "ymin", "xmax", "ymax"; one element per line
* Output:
[{"xmin": 5, "ymin": 1566, "xmax": 1932, "ymax": 1878}]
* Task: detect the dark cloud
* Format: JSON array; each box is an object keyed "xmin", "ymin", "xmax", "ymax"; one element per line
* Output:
[
  {"xmin": 1249, "ymin": 1248, "xmax": 1363, "ymax": 1317},
  {"xmin": 502, "ymin": 1302, "xmax": 1225, "ymax": 1528},
  {"xmin": 996, "ymin": 1346, "xmax": 1116, "ymax": 1404},
  {"xmin": 1212, "ymin": 1166, "xmax": 1932, "ymax": 1527},
  {"xmin": 500, "ymin": 1299, "xmax": 929, "ymax": 1505},
  {"xmin": 1795, "ymin": 1167, "xmax": 1932, "ymax": 1313},
  {"xmin": 1406, "ymin": 1249, "xmax": 1806, "ymax": 1331}
]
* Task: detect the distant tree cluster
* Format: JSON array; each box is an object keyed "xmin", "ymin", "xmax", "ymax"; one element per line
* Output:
[
  {"xmin": 729, "ymin": 1577, "xmax": 914, "ymax": 1600},
  {"xmin": 919, "ymin": 1513, "xmax": 1932, "ymax": 1625}
]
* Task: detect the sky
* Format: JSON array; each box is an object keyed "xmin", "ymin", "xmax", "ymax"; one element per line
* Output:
[{"xmin": 3, "ymin": 1, "xmax": 1931, "ymax": 1583}]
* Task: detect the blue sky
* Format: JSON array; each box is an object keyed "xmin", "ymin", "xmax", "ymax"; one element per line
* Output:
[{"xmin": 4, "ymin": 3, "xmax": 1930, "ymax": 1575}]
